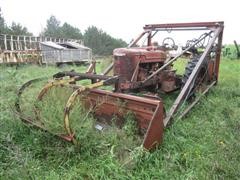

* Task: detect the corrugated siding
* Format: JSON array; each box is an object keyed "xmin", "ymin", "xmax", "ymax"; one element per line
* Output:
[{"xmin": 41, "ymin": 44, "xmax": 92, "ymax": 64}]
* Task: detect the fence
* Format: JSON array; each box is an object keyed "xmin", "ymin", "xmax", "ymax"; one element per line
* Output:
[{"xmin": 0, "ymin": 34, "xmax": 83, "ymax": 64}]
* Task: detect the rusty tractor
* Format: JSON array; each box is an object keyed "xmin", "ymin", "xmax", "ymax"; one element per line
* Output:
[{"xmin": 16, "ymin": 22, "xmax": 224, "ymax": 150}]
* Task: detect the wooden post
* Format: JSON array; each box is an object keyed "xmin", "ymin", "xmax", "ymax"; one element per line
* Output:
[
  {"xmin": 38, "ymin": 37, "xmax": 42, "ymax": 50},
  {"xmin": 20, "ymin": 36, "xmax": 23, "ymax": 50},
  {"xmin": 35, "ymin": 37, "xmax": 37, "ymax": 50},
  {"xmin": 4, "ymin": 35, "xmax": 7, "ymax": 50},
  {"xmin": 29, "ymin": 36, "xmax": 32, "ymax": 49},
  {"xmin": 10, "ymin": 35, "xmax": 13, "ymax": 51},
  {"xmin": 14, "ymin": 41, "xmax": 17, "ymax": 51},
  {"xmin": 17, "ymin": 36, "xmax": 20, "ymax": 50},
  {"xmin": 23, "ymin": 36, "xmax": 27, "ymax": 50}
]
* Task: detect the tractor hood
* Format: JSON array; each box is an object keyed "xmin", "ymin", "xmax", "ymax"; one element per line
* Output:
[{"xmin": 113, "ymin": 47, "xmax": 167, "ymax": 60}]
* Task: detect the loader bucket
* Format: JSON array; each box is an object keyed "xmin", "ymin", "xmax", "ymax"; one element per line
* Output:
[{"xmin": 65, "ymin": 89, "xmax": 164, "ymax": 150}]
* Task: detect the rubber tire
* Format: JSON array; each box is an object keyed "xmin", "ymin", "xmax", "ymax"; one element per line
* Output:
[
  {"xmin": 182, "ymin": 54, "xmax": 207, "ymax": 99},
  {"xmin": 182, "ymin": 54, "xmax": 201, "ymax": 85}
]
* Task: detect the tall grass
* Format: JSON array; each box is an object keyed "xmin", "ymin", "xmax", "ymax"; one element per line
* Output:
[{"xmin": 0, "ymin": 59, "xmax": 239, "ymax": 179}]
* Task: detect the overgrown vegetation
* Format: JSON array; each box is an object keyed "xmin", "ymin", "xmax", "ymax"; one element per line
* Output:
[{"xmin": 0, "ymin": 59, "xmax": 239, "ymax": 179}]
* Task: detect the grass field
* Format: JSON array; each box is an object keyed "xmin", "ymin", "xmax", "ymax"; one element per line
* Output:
[{"xmin": 0, "ymin": 58, "xmax": 240, "ymax": 179}]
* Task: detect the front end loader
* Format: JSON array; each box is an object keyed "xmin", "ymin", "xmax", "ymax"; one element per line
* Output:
[{"xmin": 15, "ymin": 22, "xmax": 224, "ymax": 150}]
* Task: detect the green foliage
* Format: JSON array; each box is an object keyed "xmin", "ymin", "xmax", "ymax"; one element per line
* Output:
[
  {"xmin": 60, "ymin": 22, "xmax": 83, "ymax": 39},
  {"xmin": 42, "ymin": 15, "xmax": 62, "ymax": 37},
  {"xmin": 42, "ymin": 15, "xmax": 82, "ymax": 39},
  {"xmin": 84, "ymin": 26, "xmax": 127, "ymax": 55},
  {"xmin": 122, "ymin": 112, "xmax": 138, "ymax": 137},
  {"xmin": 8, "ymin": 22, "xmax": 33, "ymax": 36}
]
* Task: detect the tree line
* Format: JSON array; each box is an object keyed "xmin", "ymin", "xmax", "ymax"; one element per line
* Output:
[{"xmin": 0, "ymin": 8, "xmax": 127, "ymax": 55}]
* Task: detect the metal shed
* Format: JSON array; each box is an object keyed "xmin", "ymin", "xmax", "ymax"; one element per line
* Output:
[{"xmin": 40, "ymin": 41, "xmax": 92, "ymax": 64}]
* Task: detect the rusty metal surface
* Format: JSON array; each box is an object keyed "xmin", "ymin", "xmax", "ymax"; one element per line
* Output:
[
  {"xmin": 143, "ymin": 103, "xmax": 163, "ymax": 149},
  {"xmin": 144, "ymin": 21, "xmax": 224, "ymax": 30},
  {"xmin": 53, "ymin": 71, "xmax": 114, "ymax": 80},
  {"xmin": 164, "ymin": 25, "xmax": 224, "ymax": 126},
  {"xmin": 142, "ymin": 32, "xmax": 211, "ymax": 84}
]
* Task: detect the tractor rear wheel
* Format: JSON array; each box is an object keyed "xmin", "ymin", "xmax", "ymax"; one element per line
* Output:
[{"xmin": 182, "ymin": 54, "xmax": 208, "ymax": 99}]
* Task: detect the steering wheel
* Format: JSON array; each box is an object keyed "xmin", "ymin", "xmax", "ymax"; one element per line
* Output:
[{"xmin": 162, "ymin": 37, "xmax": 175, "ymax": 49}]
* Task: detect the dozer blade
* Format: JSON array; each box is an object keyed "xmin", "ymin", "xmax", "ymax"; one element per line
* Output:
[{"xmin": 64, "ymin": 88, "xmax": 164, "ymax": 150}]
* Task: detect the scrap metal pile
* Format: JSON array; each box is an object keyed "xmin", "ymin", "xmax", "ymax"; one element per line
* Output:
[{"xmin": 15, "ymin": 22, "xmax": 224, "ymax": 150}]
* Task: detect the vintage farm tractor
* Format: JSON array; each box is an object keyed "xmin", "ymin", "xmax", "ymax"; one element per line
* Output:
[{"xmin": 16, "ymin": 22, "xmax": 224, "ymax": 150}]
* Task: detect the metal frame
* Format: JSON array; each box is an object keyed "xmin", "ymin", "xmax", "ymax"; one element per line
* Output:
[
  {"xmin": 128, "ymin": 22, "xmax": 224, "ymax": 126},
  {"xmin": 164, "ymin": 23, "xmax": 224, "ymax": 126}
]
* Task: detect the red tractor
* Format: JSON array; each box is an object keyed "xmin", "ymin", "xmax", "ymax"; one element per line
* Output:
[{"xmin": 16, "ymin": 22, "xmax": 224, "ymax": 150}]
